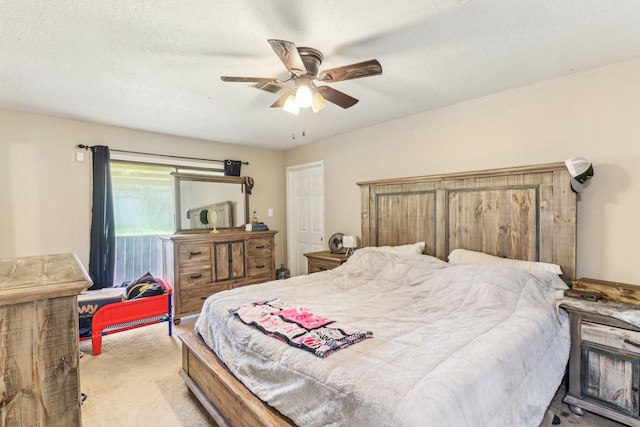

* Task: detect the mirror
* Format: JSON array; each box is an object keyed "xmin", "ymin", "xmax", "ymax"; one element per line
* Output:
[{"xmin": 172, "ymin": 172, "xmax": 249, "ymax": 233}]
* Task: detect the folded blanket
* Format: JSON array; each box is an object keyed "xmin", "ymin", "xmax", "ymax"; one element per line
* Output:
[{"xmin": 230, "ymin": 298, "xmax": 373, "ymax": 357}]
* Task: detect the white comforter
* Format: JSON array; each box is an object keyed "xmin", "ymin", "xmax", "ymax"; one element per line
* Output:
[{"xmin": 196, "ymin": 248, "xmax": 570, "ymax": 427}]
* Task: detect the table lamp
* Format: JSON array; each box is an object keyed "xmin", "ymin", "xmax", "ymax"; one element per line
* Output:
[{"xmin": 342, "ymin": 235, "xmax": 359, "ymax": 256}]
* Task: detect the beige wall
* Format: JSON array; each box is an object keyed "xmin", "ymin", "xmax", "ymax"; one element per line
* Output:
[
  {"xmin": 0, "ymin": 110, "xmax": 287, "ymax": 273},
  {"xmin": 284, "ymin": 59, "xmax": 640, "ymax": 284},
  {"xmin": 3, "ymin": 58, "xmax": 639, "ymax": 285}
]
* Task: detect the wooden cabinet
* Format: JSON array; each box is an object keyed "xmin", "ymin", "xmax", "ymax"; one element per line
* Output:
[
  {"xmin": 563, "ymin": 303, "xmax": 640, "ymax": 426},
  {"xmin": 161, "ymin": 230, "xmax": 277, "ymax": 322},
  {"xmin": 0, "ymin": 253, "xmax": 91, "ymax": 427},
  {"xmin": 214, "ymin": 240, "xmax": 245, "ymax": 281},
  {"xmin": 304, "ymin": 250, "xmax": 350, "ymax": 274}
]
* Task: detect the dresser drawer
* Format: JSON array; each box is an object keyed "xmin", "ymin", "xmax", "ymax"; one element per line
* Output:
[
  {"xmin": 582, "ymin": 321, "xmax": 640, "ymax": 354},
  {"xmin": 178, "ymin": 243, "xmax": 211, "ymax": 265},
  {"xmin": 247, "ymin": 257, "xmax": 272, "ymax": 277},
  {"xmin": 246, "ymin": 238, "xmax": 274, "ymax": 257},
  {"xmin": 179, "ymin": 284, "xmax": 229, "ymax": 313},
  {"xmin": 231, "ymin": 275, "xmax": 270, "ymax": 290},
  {"xmin": 179, "ymin": 268, "xmax": 213, "ymax": 290}
]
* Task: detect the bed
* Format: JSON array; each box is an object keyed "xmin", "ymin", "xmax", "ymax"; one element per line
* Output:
[
  {"xmin": 80, "ymin": 277, "xmax": 173, "ymax": 355},
  {"xmin": 179, "ymin": 162, "xmax": 577, "ymax": 427}
]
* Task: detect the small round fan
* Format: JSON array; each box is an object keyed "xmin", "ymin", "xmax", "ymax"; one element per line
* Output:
[{"xmin": 328, "ymin": 233, "xmax": 345, "ymax": 254}]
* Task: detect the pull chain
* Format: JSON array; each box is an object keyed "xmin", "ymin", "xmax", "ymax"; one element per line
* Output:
[
  {"xmin": 290, "ymin": 109, "xmax": 309, "ymax": 140},
  {"xmin": 291, "ymin": 115, "xmax": 296, "ymax": 140}
]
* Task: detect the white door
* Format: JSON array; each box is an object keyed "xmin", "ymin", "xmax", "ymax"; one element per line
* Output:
[{"xmin": 286, "ymin": 161, "xmax": 324, "ymax": 276}]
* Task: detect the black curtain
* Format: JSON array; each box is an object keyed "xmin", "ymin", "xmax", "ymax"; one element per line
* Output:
[{"xmin": 88, "ymin": 145, "xmax": 115, "ymax": 289}]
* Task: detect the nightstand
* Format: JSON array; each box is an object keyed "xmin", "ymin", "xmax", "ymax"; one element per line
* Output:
[
  {"xmin": 303, "ymin": 250, "xmax": 350, "ymax": 274},
  {"xmin": 561, "ymin": 296, "xmax": 640, "ymax": 426}
]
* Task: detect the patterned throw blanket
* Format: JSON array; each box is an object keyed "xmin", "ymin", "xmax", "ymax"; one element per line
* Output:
[{"xmin": 230, "ymin": 298, "xmax": 373, "ymax": 357}]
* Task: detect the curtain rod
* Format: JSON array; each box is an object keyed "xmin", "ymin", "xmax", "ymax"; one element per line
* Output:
[{"xmin": 77, "ymin": 145, "xmax": 249, "ymax": 165}]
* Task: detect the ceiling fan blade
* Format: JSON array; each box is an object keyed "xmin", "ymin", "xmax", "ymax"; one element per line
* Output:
[
  {"xmin": 268, "ymin": 39, "xmax": 307, "ymax": 76},
  {"xmin": 316, "ymin": 86, "xmax": 359, "ymax": 109},
  {"xmin": 253, "ymin": 82, "xmax": 286, "ymax": 94},
  {"xmin": 221, "ymin": 76, "xmax": 284, "ymax": 83},
  {"xmin": 318, "ymin": 59, "xmax": 382, "ymax": 82}
]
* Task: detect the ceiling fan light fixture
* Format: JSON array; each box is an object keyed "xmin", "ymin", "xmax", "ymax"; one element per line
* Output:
[
  {"xmin": 311, "ymin": 92, "xmax": 327, "ymax": 113},
  {"xmin": 295, "ymin": 84, "xmax": 313, "ymax": 109},
  {"xmin": 283, "ymin": 94, "xmax": 300, "ymax": 115},
  {"xmin": 221, "ymin": 39, "xmax": 383, "ymax": 115}
]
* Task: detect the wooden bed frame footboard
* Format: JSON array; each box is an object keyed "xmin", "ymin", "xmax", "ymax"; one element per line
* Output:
[
  {"xmin": 179, "ymin": 331, "xmax": 295, "ymax": 427},
  {"xmin": 179, "ymin": 162, "xmax": 577, "ymax": 426},
  {"xmin": 180, "ymin": 327, "xmax": 556, "ymax": 427}
]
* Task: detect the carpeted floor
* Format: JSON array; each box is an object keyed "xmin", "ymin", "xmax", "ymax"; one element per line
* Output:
[
  {"xmin": 549, "ymin": 383, "xmax": 623, "ymax": 427},
  {"xmin": 79, "ymin": 316, "xmax": 213, "ymax": 427},
  {"xmin": 79, "ymin": 316, "xmax": 623, "ymax": 427}
]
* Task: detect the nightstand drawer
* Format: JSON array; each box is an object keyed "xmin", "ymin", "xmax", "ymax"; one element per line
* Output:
[
  {"xmin": 582, "ymin": 322, "xmax": 640, "ymax": 355},
  {"xmin": 304, "ymin": 250, "xmax": 350, "ymax": 274},
  {"xmin": 308, "ymin": 259, "xmax": 339, "ymax": 273}
]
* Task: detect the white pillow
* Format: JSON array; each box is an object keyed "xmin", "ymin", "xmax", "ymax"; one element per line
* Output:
[
  {"xmin": 374, "ymin": 242, "xmax": 425, "ymax": 255},
  {"xmin": 447, "ymin": 248, "xmax": 562, "ymax": 275}
]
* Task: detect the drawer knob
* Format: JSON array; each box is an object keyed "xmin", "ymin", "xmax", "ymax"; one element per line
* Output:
[
  {"xmin": 189, "ymin": 273, "xmax": 202, "ymax": 279},
  {"xmin": 319, "ymin": 267, "xmax": 327, "ymax": 271},
  {"xmin": 255, "ymin": 245, "xmax": 265, "ymax": 249},
  {"xmin": 190, "ymin": 251, "xmax": 202, "ymax": 256},
  {"xmin": 624, "ymin": 338, "xmax": 640, "ymax": 348},
  {"xmin": 256, "ymin": 265, "xmax": 265, "ymax": 269}
]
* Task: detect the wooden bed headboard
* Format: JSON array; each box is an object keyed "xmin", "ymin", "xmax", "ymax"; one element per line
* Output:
[{"xmin": 357, "ymin": 162, "xmax": 577, "ymax": 283}]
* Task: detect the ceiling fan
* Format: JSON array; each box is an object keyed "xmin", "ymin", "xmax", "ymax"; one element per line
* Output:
[{"xmin": 221, "ymin": 39, "xmax": 382, "ymax": 115}]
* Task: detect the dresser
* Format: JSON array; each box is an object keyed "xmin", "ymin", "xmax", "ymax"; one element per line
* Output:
[
  {"xmin": 0, "ymin": 253, "xmax": 91, "ymax": 427},
  {"xmin": 161, "ymin": 230, "xmax": 277, "ymax": 323},
  {"xmin": 303, "ymin": 250, "xmax": 350, "ymax": 273}
]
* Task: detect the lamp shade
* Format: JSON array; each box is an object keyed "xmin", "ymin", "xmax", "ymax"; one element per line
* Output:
[
  {"xmin": 295, "ymin": 85, "xmax": 313, "ymax": 109},
  {"xmin": 283, "ymin": 94, "xmax": 300, "ymax": 115},
  {"xmin": 565, "ymin": 157, "xmax": 594, "ymax": 193},
  {"xmin": 342, "ymin": 235, "xmax": 358, "ymax": 249}
]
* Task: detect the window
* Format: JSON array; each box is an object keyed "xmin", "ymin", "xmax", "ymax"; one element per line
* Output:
[
  {"xmin": 111, "ymin": 150, "xmax": 224, "ymax": 286},
  {"xmin": 110, "ymin": 159, "xmax": 223, "ymax": 285},
  {"xmin": 111, "ymin": 161, "xmax": 174, "ymax": 285}
]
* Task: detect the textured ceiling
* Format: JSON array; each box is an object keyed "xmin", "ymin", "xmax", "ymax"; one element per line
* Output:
[{"xmin": 2, "ymin": 1, "xmax": 640, "ymax": 150}]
